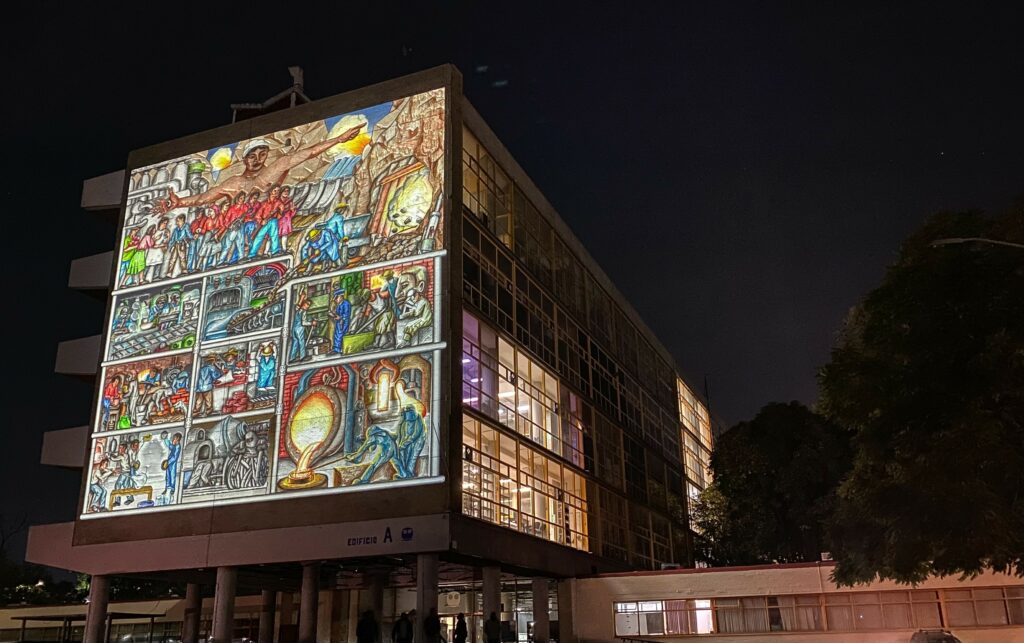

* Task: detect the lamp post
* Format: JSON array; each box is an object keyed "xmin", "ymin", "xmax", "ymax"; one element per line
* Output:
[{"xmin": 930, "ymin": 237, "xmax": 1024, "ymax": 251}]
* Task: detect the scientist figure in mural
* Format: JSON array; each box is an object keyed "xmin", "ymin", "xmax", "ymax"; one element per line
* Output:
[
  {"xmin": 396, "ymin": 405, "xmax": 426, "ymax": 478},
  {"xmin": 162, "ymin": 432, "xmax": 183, "ymax": 499},
  {"xmin": 345, "ymin": 426, "xmax": 406, "ymax": 483},
  {"xmin": 153, "ymin": 125, "xmax": 364, "ymax": 214},
  {"xmin": 112, "ymin": 439, "xmax": 142, "ymax": 507}
]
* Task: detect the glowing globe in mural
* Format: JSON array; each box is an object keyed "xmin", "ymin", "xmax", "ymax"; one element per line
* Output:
[
  {"xmin": 278, "ymin": 385, "xmax": 348, "ymax": 490},
  {"xmin": 209, "ymin": 147, "xmax": 234, "ymax": 170}
]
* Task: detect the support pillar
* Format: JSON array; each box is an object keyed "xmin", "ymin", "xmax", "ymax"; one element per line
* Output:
[
  {"xmin": 182, "ymin": 583, "xmax": 202, "ymax": 643},
  {"xmin": 83, "ymin": 575, "xmax": 109, "ymax": 643},
  {"xmin": 259, "ymin": 590, "xmax": 277, "ymax": 643},
  {"xmin": 298, "ymin": 562, "xmax": 321, "ymax": 643},
  {"xmin": 211, "ymin": 567, "xmax": 238, "ymax": 643},
  {"xmin": 416, "ymin": 554, "xmax": 439, "ymax": 643},
  {"xmin": 329, "ymin": 590, "xmax": 348, "ymax": 643},
  {"xmin": 531, "ymin": 579, "xmax": 549, "ymax": 643},
  {"xmin": 366, "ymin": 570, "xmax": 387, "ymax": 638},
  {"xmin": 556, "ymin": 580, "xmax": 575, "ymax": 643},
  {"xmin": 481, "ymin": 567, "xmax": 501, "ymax": 621}
]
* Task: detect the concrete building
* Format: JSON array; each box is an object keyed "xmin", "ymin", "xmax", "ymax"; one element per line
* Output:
[{"xmin": 28, "ymin": 65, "xmax": 717, "ymax": 643}]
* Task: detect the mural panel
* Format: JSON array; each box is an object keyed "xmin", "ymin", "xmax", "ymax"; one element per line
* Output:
[
  {"xmin": 108, "ymin": 280, "xmax": 202, "ymax": 361},
  {"xmin": 85, "ymin": 428, "xmax": 184, "ymax": 514},
  {"xmin": 276, "ymin": 354, "xmax": 434, "ymax": 492},
  {"xmin": 85, "ymin": 87, "xmax": 447, "ymax": 519},
  {"xmin": 287, "ymin": 257, "xmax": 437, "ymax": 364},
  {"xmin": 97, "ymin": 354, "xmax": 192, "ymax": 433},
  {"xmin": 201, "ymin": 263, "xmax": 287, "ymax": 341},
  {"xmin": 180, "ymin": 413, "xmax": 274, "ymax": 504}
]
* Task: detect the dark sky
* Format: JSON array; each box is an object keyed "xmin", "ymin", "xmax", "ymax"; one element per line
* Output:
[{"xmin": 3, "ymin": 3, "xmax": 1023, "ymax": 560}]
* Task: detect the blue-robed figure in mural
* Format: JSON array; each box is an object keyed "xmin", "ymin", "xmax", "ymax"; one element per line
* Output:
[
  {"xmin": 289, "ymin": 299, "xmax": 315, "ymax": 362},
  {"xmin": 345, "ymin": 426, "xmax": 406, "ymax": 483},
  {"xmin": 256, "ymin": 344, "xmax": 277, "ymax": 390},
  {"xmin": 330, "ymin": 288, "xmax": 351, "ymax": 354},
  {"xmin": 162, "ymin": 432, "xmax": 182, "ymax": 498},
  {"xmin": 396, "ymin": 406, "xmax": 426, "ymax": 478}
]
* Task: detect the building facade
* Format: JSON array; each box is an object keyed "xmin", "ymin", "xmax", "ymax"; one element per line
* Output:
[{"xmin": 30, "ymin": 65, "xmax": 716, "ymax": 643}]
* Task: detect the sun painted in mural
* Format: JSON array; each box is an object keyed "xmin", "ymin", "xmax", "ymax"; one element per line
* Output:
[{"xmin": 85, "ymin": 87, "xmax": 447, "ymax": 518}]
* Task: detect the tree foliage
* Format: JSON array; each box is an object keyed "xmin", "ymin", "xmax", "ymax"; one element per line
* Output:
[
  {"xmin": 820, "ymin": 208, "xmax": 1024, "ymax": 584},
  {"xmin": 693, "ymin": 402, "xmax": 851, "ymax": 566}
]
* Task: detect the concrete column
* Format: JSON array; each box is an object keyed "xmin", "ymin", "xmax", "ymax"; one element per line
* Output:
[
  {"xmin": 366, "ymin": 571, "xmax": 387, "ymax": 638},
  {"xmin": 182, "ymin": 583, "xmax": 202, "ymax": 643},
  {"xmin": 346, "ymin": 589, "xmax": 360, "ymax": 643},
  {"xmin": 298, "ymin": 562, "xmax": 321, "ymax": 643},
  {"xmin": 481, "ymin": 567, "xmax": 501, "ymax": 621},
  {"xmin": 259, "ymin": 590, "xmax": 277, "ymax": 643},
  {"xmin": 83, "ymin": 575, "xmax": 109, "ymax": 643},
  {"xmin": 531, "ymin": 579, "xmax": 549, "ymax": 643},
  {"xmin": 316, "ymin": 591, "xmax": 334, "ymax": 643},
  {"xmin": 556, "ymin": 580, "xmax": 575, "ymax": 643},
  {"xmin": 329, "ymin": 590, "xmax": 348, "ymax": 643},
  {"xmin": 415, "ymin": 554, "xmax": 439, "ymax": 642},
  {"xmin": 211, "ymin": 567, "xmax": 238, "ymax": 643}
]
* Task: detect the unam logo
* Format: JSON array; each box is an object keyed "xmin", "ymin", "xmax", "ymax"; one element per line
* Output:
[{"xmin": 401, "ymin": 527, "xmax": 414, "ymax": 542}]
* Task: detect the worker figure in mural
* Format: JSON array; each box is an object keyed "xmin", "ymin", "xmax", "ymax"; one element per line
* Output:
[
  {"xmin": 396, "ymin": 405, "xmax": 426, "ymax": 478},
  {"xmin": 256, "ymin": 344, "xmax": 277, "ymax": 391},
  {"xmin": 298, "ymin": 226, "xmax": 342, "ymax": 273},
  {"xmin": 289, "ymin": 299, "xmax": 316, "ymax": 362},
  {"xmin": 112, "ymin": 440, "xmax": 142, "ymax": 507},
  {"xmin": 345, "ymin": 426, "xmax": 407, "ymax": 483},
  {"xmin": 162, "ymin": 431, "xmax": 183, "ymax": 498},
  {"xmin": 330, "ymin": 288, "xmax": 351, "ymax": 354},
  {"xmin": 153, "ymin": 125, "xmax": 364, "ymax": 214}
]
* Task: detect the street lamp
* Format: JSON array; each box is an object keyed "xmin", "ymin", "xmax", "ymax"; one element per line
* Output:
[{"xmin": 931, "ymin": 237, "xmax": 1024, "ymax": 250}]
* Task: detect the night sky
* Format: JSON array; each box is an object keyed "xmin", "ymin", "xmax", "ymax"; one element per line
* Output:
[{"xmin": 3, "ymin": 3, "xmax": 1022, "ymax": 560}]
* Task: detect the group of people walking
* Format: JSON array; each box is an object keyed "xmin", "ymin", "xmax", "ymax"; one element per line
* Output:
[{"xmin": 354, "ymin": 609, "xmax": 502, "ymax": 643}]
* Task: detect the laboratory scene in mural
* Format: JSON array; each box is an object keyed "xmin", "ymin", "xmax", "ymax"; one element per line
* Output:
[
  {"xmin": 193, "ymin": 338, "xmax": 280, "ymax": 419},
  {"xmin": 287, "ymin": 257, "xmax": 437, "ymax": 364},
  {"xmin": 108, "ymin": 280, "xmax": 202, "ymax": 361},
  {"xmin": 97, "ymin": 354, "xmax": 193, "ymax": 433},
  {"xmin": 179, "ymin": 413, "xmax": 274, "ymax": 504},
  {"xmin": 276, "ymin": 354, "xmax": 434, "ymax": 492},
  {"xmin": 201, "ymin": 263, "xmax": 287, "ymax": 341},
  {"xmin": 119, "ymin": 88, "xmax": 445, "ymax": 289},
  {"xmin": 85, "ymin": 428, "xmax": 184, "ymax": 513}
]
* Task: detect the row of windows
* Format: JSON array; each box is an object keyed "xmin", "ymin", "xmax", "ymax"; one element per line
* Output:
[
  {"xmin": 463, "ymin": 217, "xmax": 698, "ymax": 472},
  {"xmin": 462, "ymin": 415, "xmax": 589, "ymax": 550},
  {"xmin": 461, "ymin": 126, "xmax": 688, "ymax": 426},
  {"xmin": 614, "ymin": 587, "xmax": 1024, "ymax": 636},
  {"xmin": 463, "ymin": 310, "xmax": 691, "ymax": 567}
]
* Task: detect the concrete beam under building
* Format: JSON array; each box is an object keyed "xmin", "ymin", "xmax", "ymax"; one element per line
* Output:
[
  {"xmin": 82, "ymin": 170, "xmax": 125, "ymax": 211},
  {"xmin": 40, "ymin": 425, "xmax": 88, "ymax": 468},
  {"xmin": 55, "ymin": 335, "xmax": 102, "ymax": 376},
  {"xmin": 69, "ymin": 251, "xmax": 114, "ymax": 290}
]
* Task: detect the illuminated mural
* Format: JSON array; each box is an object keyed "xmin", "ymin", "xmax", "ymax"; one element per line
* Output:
[{"xmin": 84, "ymin": 87, "xmax": 447, "ymax": 517}]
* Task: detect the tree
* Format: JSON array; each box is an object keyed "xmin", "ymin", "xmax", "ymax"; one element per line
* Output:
[
  {"xmin": 692, "ymin": 402, "xmax": 852, "ymax": 566},
  {"xmin": 820, "ymin": 208, "xmax": 1024, "ymax": 585}
]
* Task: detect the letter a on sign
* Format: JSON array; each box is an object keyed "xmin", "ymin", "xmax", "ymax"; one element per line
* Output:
[{"xmin": 384, "ymin": 527, "xmax": 393, "ymax": 543}]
